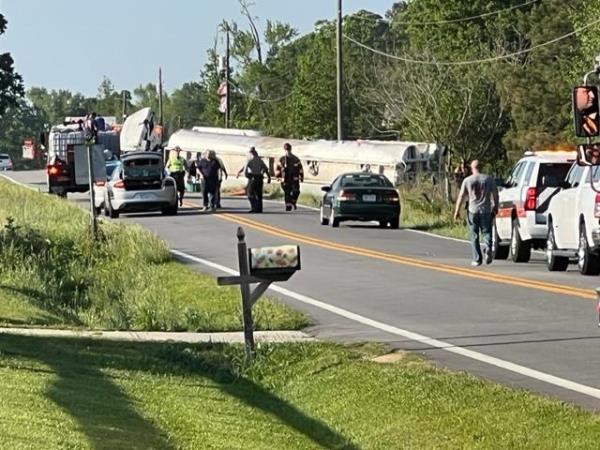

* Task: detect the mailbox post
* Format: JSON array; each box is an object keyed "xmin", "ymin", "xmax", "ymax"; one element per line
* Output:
[{"xmin": 218, "ymin": 226, "xmax": 301, "ymax": 359}]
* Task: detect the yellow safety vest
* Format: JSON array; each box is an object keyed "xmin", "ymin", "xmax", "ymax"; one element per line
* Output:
[{"xmin": 168, "ymin": 156, "xmax": 185, "ymax": 172}]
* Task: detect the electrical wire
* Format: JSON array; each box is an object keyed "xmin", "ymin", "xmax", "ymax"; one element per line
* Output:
[
  {"xmin": 343, "ymin": 16, "xmax": 600, "ymax": 66},
  {"xmin": 345, "ymin": 0, "xmax": 539, "ymax": 25}
]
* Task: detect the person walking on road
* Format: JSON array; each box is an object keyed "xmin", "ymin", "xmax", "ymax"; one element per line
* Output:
[
  {"xmin": 166, "ymin": 146, "xmax": 187, "ymax": 207},
  {"xmin": 453, "ymin": 160, "xmax": 499, "ymax": 267},
  {"xmin": 237, "ymin": 147, "xmax": 270, "ymax": 213},
  {"xmin": 275, "ymin": 143, "xmax": 304, "ymax": 211},
  {"xmin": 199, "ymin": 150, "xmax": 221, "ymax": 211},
  {"xmin": 213, "ymin": 150, "xmax": 228, "ymax": 209}
]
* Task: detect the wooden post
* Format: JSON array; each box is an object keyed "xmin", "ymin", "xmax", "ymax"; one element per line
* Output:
[
  {"xmin": 237, "ymin": 226, "xmax": 255, "ymax": 358},
  {"xmin": 86, "ymin": 141, "xmax": 98, "ymax": 237}
]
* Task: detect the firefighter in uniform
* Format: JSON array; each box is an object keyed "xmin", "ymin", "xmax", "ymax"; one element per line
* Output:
[
  {"xmin": 166, "ymin": 146, "xmax": 187, "ymax": 206},
  {"xmin": 276, "ymin": 143, "xmax": 304, "ymax": 211},
  {"xmin": 237, "ymin": 147, "xmax": 270, "ymax": 213}
]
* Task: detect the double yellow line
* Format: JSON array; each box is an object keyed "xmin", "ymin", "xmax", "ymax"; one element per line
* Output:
[{"xmin": 214, "ymin": 212, "xmax": 596, "ymax": 300}]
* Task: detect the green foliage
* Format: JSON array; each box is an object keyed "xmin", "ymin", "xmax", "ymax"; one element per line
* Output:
[
  {"xmin": 0, "ymin": 14, "xmax": 24, "ymax": 118},
  {"xmin": 2, "ymin": 337, "xmax": 600, "ymax": 449},
  {"xmin": 0, "ymin": 180, "xmax": 308, "ymax": 331}
]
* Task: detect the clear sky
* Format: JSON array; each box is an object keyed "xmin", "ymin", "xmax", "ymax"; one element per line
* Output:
[{"xmin": 0, "ymin": 0, "xmax": 391, "ymax": 96}]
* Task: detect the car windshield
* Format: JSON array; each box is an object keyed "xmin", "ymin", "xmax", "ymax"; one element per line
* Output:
[
  {"xmin": 0, "ymin": 154, "xmax": 9, "ymax": 160},
  {"xmin": 340, "ymin": 174, "xmax": 392, "ymax": 188},
  {"xmin": 123, "ymin": 158, "xmax": 162, "ymax": 179}
]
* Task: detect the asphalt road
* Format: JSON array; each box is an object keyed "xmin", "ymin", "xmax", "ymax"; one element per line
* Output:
[{"xmin": 6, "ymin": 170, "xmax": 600, "ymax": 410}]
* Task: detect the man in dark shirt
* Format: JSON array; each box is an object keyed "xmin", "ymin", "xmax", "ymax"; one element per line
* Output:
[{"xmin": 199, "ymin": 151, "xmax": 221, "ymax": 211}]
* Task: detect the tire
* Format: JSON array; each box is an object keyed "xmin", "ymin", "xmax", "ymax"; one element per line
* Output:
[
  {"xmin": 389, "ymin": 216, "xmax": 400, "ymax": 230},
  {"xmin": 330, "ymin": 208, "xmax": 340, "ymax": 228},
  {"xmin": 510, "ymin": 218, "xmax": 530, "ymax": 263},
  {"xmin": 162, "ymin": 203, "xmax": 178, "ymax": 216},
  {"xmin": 94, "ymin": 206, "xmax": 102, "ymax": 216},
  {"xmin": 546, "ymin": 224, "xmax": 569, "ymax": 272},
  {"xmin": 320, "ymin": 206, "xmax": 329, "ymax": 225},
  {"xmin": 577, "ymin": 223, "xmax": 600, "ymax": 275},
  {"xmin": 378, "ymin": 220, "xmax": 388, "ymax": 228},
  {"xmin": 492, "ymin": 221, "xmax": 509, "ymax": 260},
  {"xmin": 107, "ymin": 198, "xmax": 119, "ymax": 219}
]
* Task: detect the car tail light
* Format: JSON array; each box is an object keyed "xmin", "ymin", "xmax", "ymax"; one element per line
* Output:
[
  {"xmin": 47, "ymin": 165, "xmax": 60, "ymax": 176},
  {"xmin": 595, "ymin": 193, "xmax": 600, "ymax": 218},
  {"xmin": 338, "ymin": 190, "xmax": 357, "ymax": 201},
  {"xmin": 525, "ymin": 187, "xmax": 537, "ymax": 211},
  {"xmin": 94, "ymin": 180, "xmax": 106, "ymax": 187},
  {"xmin": 384, "ymin": 191, "xmax": 399, "ymax": 202},
  {"xmin": 113, "ymin": 180, "xmax": 125, "ymax": 189}
]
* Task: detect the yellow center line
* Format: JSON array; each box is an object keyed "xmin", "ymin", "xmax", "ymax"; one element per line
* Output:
[{"xmin": 211, "ymin": 212, "xmax": 595, "ymax": 300}]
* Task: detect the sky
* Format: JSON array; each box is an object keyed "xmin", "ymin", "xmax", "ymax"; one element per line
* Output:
[{"xmin": 0, "ymin": 0, "xmax": 391, "ymax": 96}]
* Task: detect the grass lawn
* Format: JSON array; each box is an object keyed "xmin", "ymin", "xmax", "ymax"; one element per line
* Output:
[
  {"xmin": 0, "ymin": 179, "xmax": 307, "ymax": 332},
  {"xmin": 1, "ymin": 335, "xmax": 599, "ymax": 449}
]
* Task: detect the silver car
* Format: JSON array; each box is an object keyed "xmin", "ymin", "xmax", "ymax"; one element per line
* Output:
[
  {"xmin": 94, "ymin": 160, "xmax": 122, "ymax": 214},
  {"xmin": 104, "ymin": 152, "xmax": 178, "ymax": 218},
  {"xmin": 0, "ymin": 153, "xmax": 13, "ymax": 171}
]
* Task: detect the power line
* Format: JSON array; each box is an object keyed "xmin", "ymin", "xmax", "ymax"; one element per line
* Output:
[
  {"xmin": 343, "ymin": 16, "xmax": 600, "ymax": 66},
  {"xmin": 346, "ymin": 0, "xmax": 539, "ymax": 25}
]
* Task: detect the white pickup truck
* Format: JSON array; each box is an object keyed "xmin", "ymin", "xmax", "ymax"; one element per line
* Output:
[{"xmin": 546, "ymin": 162, "xmax": 600, "ymax": 275}]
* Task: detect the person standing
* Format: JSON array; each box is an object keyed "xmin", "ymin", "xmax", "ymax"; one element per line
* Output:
[
  {"xmin": 275, "ymin": 142, "xmax": 304, "ymax": 211},
  {"xmin": 453, "ymin": 160, "xmax": 499, "ymax": 267},
  {"xmin": 199, "ymin": 150, "xmax": 221, "ymax": 211},
  {"xmin": 166, "ymin": 146, "xmax": 187, "ymax": 206},
  {"xmin": 237, "ymin": 147, "xmax": 270, "ymax": 213},
  {"xmin": 213, "ymin": 151, "xmax": 228, "ymax": 209}
]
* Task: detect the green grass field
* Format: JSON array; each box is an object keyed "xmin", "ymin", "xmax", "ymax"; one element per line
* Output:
[
  {"xmin": 1, "ymin": 335, "xmax": 599, "ymax": 450},
  {"xmin": 0, "ymin": 179, "xmax": 307, "ymax": 332}
]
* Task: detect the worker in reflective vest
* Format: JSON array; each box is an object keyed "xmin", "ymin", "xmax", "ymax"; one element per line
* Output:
[
  {"xmin": 275, "ymin": 142, "xmax": 304, "ymax": 211},
  {"xmin": 166, "ymin": 146, "xmax": 187, "ymax": 206}
]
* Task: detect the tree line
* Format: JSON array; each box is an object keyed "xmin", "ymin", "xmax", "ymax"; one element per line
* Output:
[{"xmin": 1, "ymin": 1, "xmax": 600, "ymax": 170}]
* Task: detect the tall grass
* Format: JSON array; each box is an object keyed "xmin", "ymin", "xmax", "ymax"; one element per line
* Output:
[{"xmin": 0, "ymin": 180, "xmax": 308, "ymax": 331}]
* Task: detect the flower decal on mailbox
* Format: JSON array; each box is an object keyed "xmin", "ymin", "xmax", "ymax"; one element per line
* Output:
[{"xmin": 250, "ymin": 245, "xmax": 300, "ymax": 274}]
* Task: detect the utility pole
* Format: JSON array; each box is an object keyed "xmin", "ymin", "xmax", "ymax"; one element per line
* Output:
[
  {"xmin": 158, "ymin": 67, "xmax": 164, "ymax": 127},
  {"xmin": 225, "ymin": 23, "xmax": 231, "ymax": 129},
  {"xmin": 121, "ymin": 90, "xmax": 130, "ymax": 122},
  {"xmin": 336, "ymin": 0, "xmax": 344, "ymax": 142}
]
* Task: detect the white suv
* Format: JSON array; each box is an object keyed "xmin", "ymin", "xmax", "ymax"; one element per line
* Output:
[
  {"xmin": 546, "ymin": 163, "xmax": 600, "ymax": 275},
  {"xmin": 494, "ymin": 151, "xmax": 574, "ymax": 263}
]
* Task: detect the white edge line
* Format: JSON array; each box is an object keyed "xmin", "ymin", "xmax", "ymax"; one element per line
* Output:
[
  {"xmin": 171, "ymin": 248, "xmax": 600, "ymax": 400},
  {"xmin": 0, "ymin": 173, "xmax": 39, "ymax": 191}
]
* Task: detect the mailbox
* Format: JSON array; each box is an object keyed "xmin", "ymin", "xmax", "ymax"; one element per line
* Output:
[{"xmin": 249, "ymin": 245, "xmax": 301, "ymax": 281}]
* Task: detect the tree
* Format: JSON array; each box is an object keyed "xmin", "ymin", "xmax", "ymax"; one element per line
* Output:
[
  {"xmin": 0, "ymin": 99, "xmax": 46, "ymax": 168},
  {"xmin": 0, "ymin": 14, "xmax": 24, "ymax": 117},
  {"xmin": 166, "ymin": 82, "xmax": 205, "ymax": 132}
]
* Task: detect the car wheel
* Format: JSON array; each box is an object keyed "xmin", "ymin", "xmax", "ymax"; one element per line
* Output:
[
  {"xmin": 162, "ymin": 203, "xmax": 178, "ymax": 216},
  {"xmin": 378, "ymin": 220, "xmax": 388, "ymax": 228},
  {"xmin": 320, "ymin": 206, "xmax": 329, "ymax": 225},
  {"xmin": 546, "ymin": 224, "xmax": 568, "ymax": 272},
  {"xmin": 510, "ymin": 218, "xmax": 530, "ymax": 263},
  {"xmin": 94, "ymin": 206, "xmax": 102, "ymax": 216},
  {"xmin": 330, "ymin": 207, "xmax": 340, "ymax": 228},
  {"xmin": 389, "ymin": 216, "xmax": 400, "ymax": 230},
  {"xmin": 577, "ymin": 223, "xmax": 600, "ymax": 275},
  {"xmin": 492, "ymin": 221, "xmax": 509, "ymax": 260},
  {"xmin": 107, "ymin": 198, "xmax": 120, "ymax": 219}
]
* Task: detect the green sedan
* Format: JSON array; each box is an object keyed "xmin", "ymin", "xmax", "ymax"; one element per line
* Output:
[{"xmin": 319, "ymin": 172, "xmax": 401, "ymax": 228}]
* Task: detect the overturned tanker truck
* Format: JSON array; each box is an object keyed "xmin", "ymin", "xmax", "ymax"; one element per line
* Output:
[{"xmin": 166, "ymin": 127, "xmax": 444, "ymax": 187}]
